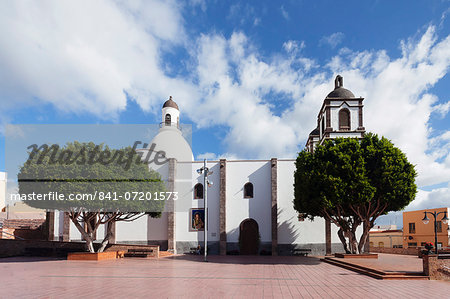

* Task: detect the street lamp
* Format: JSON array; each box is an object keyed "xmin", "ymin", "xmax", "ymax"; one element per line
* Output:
[
  {"xmin": 197, "ymin": 159, "xmax": 213, "ymax": 262},
  {"xmin": 422, "ymin": 210, "xmax": 449, "ymax": 254}
]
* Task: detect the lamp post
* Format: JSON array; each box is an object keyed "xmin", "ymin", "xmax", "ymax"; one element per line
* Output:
[
  {"xmin": 422, "ymin": 210, "xmax": 449, "ymax": 254},
  {"xmin": 197, "ymin": 159, "xmax": 213, "ymax": 262}
]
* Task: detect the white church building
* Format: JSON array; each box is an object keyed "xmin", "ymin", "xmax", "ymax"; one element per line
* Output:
[{"xmin": 54, "ymin": 75, "xmax": 366, "ymax": 255}]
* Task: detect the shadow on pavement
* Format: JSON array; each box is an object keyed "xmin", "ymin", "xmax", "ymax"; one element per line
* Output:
[
  {"xmin": 0, "ymin": 256, "xmax": 65, "ymax": 263},
  {"xmin": 164, "ymin": 254, "xmax": 322, "ymax": 265}
]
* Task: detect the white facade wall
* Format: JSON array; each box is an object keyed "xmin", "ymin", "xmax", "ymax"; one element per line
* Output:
[
  {"xmin": 146, "ymin": 161, "xmax": 169, "ymax": 242},
  {"xmin": 116, "ymin": 216, "xmax": 147, "ymax": 242},
  {"xmin": 174, "ymin": 161, "xmax": 220, "ymax": 242},
  {"xmin": 226, "ymin": 161, "xmax": 272, "ymax": 243},
  {"xmin": 277, "ymin": 160, "xmax": 342, "ymax": 245},
  {"xmin": 278, "ymin": 160, "xmax": 324, "ymax": 244},
  {"xmin": 69, "ymin": 219, "xmax": 82, "ymax": 240}
]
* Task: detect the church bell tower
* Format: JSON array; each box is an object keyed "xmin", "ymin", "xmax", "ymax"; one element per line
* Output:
[
  {"xmin": 162, "ymin": 96, "xmax": 180, "ymax": 129},
  {"xmin": 306, "ymin": 75, "xmax": 365, "ymax": 152}
]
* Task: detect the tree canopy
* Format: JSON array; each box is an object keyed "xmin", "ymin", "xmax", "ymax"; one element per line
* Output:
[
  {"xmin": 18, "ymin": 141, "xmax": 167, "ymax": 252},
  {"xmin": 294, "ymin": 133, "xmax": 416, "ymax": 253}
]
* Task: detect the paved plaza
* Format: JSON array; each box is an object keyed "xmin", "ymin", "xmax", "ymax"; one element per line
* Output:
[
  {"xmin": 332, "ymin": 253, "xmax": 423, "ymax": 273},
  {"xmin": 1, "ymin": 255, "xmax": 449, "ymax": 298}
]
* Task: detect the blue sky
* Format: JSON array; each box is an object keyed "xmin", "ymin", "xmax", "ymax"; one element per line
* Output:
[{"xmin": 0, "ymin": 0, "xmax": 450, "ymax": 222}]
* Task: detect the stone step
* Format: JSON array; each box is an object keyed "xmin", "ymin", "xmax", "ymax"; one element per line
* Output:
[
  {"xmin": 124, "ymin": 253, "xmax": 152, "ymax": 258},
  {"xmin": 322, "ymin": 257, "xmax": 429, "ymax": 280},
  {"xmin": 159, "ymin": 251, "xmax": 173, "ymax": 257},
  {"xmin": 128, "ymin": 249, "xmax": 153, "ymax": 253}
]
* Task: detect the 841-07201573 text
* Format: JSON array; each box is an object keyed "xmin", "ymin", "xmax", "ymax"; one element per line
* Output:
[{"xmin": 10, "ymin": 191, "xmax": 178, "ymax": 201}]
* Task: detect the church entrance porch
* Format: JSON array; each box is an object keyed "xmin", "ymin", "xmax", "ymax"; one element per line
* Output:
[{"xmin": 239, "ymin": 218, "xmax": 260, "ymax": 255}]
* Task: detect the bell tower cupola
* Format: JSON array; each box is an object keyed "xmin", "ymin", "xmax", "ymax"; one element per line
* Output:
[
  {"xmin": 162, "ymin": 96, "xmax": 180, "ymax": 129},
  {"xmin": 306, "ymin": 75, "xmax": 366, "ymax": 152}
]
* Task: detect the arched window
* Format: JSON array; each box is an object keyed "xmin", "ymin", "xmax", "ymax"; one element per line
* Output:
[
  {"xmin": 339, "ymin": 109, "xmax": 350, "ymax": 131},
  {"xmin": 244, "ymin": 182, "xmax": 254, "ymax": 198},
  {"xmin": 165, "ymin": 114, "xmax": 171, "ymax": 125},
  {"xmin": 194, "ymin": 183, "xmax": 203, "ymax": 199}
]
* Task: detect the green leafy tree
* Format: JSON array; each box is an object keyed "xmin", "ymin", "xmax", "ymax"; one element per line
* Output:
[
  {"xmin": 18, "ymin": 142, "xmax": 167, "ymax": 253},
  {"xmin": 294, "ymin": 133, "xmax": 416, "ymax": 253}
]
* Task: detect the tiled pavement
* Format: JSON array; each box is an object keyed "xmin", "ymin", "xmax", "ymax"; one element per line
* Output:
[
  {"xmin": 1, "ymin": 255, "xmax": 449, "ymax": 298},
  {"xmin": 332, "ymin": 253, "xmax": 423, "ymax": 273}
]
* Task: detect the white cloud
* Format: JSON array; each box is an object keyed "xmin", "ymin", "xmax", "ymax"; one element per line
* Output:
[
  {"xmin": 196, "ymin": 152, "xmax": 218, "ymax": 160},
  {"xmin": 409, "ymin": 187, "xmax": 450, "ymax": 211},
  {"xmin": 280, "ymin": 5, "xmax": 289, "ymax": 20},
  {"xmin": 283, "ymin": 40, "xmax": 306, "ymax": 55},
  {"xmin": 433, "ymin": 101, "xmax": 450, "ymax": 117},
  {"xmin": 1, "ymin": 2, "xmax": 450, "ymax": 210},
  {"xmin": 227, "ymin": 3, "xmax": 260, "ymax": 27},
  {"xmin": 320, "ymin": 32, "xmax": 345, "ymax": 48},
  {"xmin": 0, "ymin": 0, "xmax": 193, "ymax": 120},
  {"xmin": 188, "ymin": 0, "xmax": 206, "ymax": 12},
  {"xmin": 189, "ymin": 26, "xmax": 450, "ymax": 190}
]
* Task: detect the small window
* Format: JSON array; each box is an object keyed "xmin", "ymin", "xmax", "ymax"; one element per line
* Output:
[
  {"xmin": 408, "ymin": 222, "xmax": 416, "ymax": 234},
  {"xmin": 437, "ymin": 221, "xmax": 442, "ymax": 233},
  {"xmin": 378, "ymin": 242, "xmax": 384, "ymax": 248},
  {"xmin": 165, "ymin": 114, "xmax": 171, "ymax": 125},
  {"xmin": 339, "ymin": 109, "xmax": 350, "ymax": 131},
  {"xmin": 408, "ymin": 242, "xmax": 417, "ymax": 248},
  {"xmin": 244, "ymin": 182, "xmax": 253, "ymax": 198},
  {"xmin": 194, "ymin": 183, "xmax": 203, "ymax": 199}
]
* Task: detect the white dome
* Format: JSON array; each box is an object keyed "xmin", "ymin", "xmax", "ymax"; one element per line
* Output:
[{"xmin": 150, "ymin": 126, "xmax": 194, "ymax": 162}]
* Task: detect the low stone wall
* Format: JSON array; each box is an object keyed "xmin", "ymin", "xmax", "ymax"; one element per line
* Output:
[
  {"xmin": 0, "ymin": 219, "xmax": 46, "ymax": 240},
  {"xmin": 0, "ymin": 239, "xmax": 85, "ymax": 257},
  {"xmin": 369, "ymin": 246, "xmax": 419, "ymax": 256},
  {"xmin": 2, "ymin": 219, "xmax": 46, "ymax": 229},
  {"xmin": 277, "ymin": 243, "xmax": 344, "ymax": 256},
  {"xmin": 104, "ymin": 244, "xmax": 159, "ymax": 258},
  {"xmin": 0, "ymin": 239, "xmax": 159, "ymax": 258},
  {"xmin": 423, "ymin": 255, "xmax": 450, "ymax": 281}
]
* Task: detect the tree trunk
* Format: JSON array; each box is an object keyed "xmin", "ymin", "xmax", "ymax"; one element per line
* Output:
[
  {"xmin": 348, "ymin": 231, "xmax": 358, "ymax": 254},
  {"xmin": 358, "ymin": 222, "xmax": 371, "ymax": 254},
  {"xmin": 69, "ymin": 215, "xmax": 96, "ymax": 253},
  {"xmin": 337, "ymin": 228, "xmax": 350, "ymax": 254},
  {"xmin": 85, "ymin": 238, "xmax": 95, "ymax": 253},
  {"xmin": 97, "ymin": 221, "xmax": 114, "ymax": 253}
]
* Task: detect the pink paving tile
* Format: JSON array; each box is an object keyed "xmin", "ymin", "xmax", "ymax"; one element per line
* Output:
[{"xmin": 1, "ymin": 255, "xmax": 449, "ymax": 298}]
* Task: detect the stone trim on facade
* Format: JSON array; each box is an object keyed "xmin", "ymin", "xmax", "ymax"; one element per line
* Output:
[
  {"xmin": 62, "ymin": 212, "xmax": 70, "ymax": 242},
  {"xmin": 107, "ymin": 219, "xmax": 116, "ymax": 244},
  {"xmin": 358, "ymin": 99, "xmax": 365, "ymax": 131},
  {"xmin": 271, "ymin": 158, "xmax": 278, "ymax": 256},
  {"xmin": 219, "ymin": 159, "xmax": 227, "ymax": 255},
  {"xmin": 46, "ymin": 211, "xmax": 55, "ymax": 241},
  {"xmin": 325, "ymin": 104, "xmax": 331, "ymax": 129},
  {"xmin": 325, "ymin": 219, "xmax": 331, "ymax": 255},
  {"xmin": 167, "ymin": 158, "xmax": 176, "ymax": 253}
]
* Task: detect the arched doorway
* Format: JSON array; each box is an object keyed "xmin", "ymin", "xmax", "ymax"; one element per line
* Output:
[{"xmin": 239, "ymin": 218, "xmax": 259, "ymax": 255}]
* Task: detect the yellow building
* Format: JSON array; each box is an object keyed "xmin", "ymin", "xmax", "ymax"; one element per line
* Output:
[
  {"xmin": 369, "ymin": 229, "xmax": 403, "ymax": 248},
  {"xmin": 403, "ymin": 207, "xmax": 449, "ymax": 249}
]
